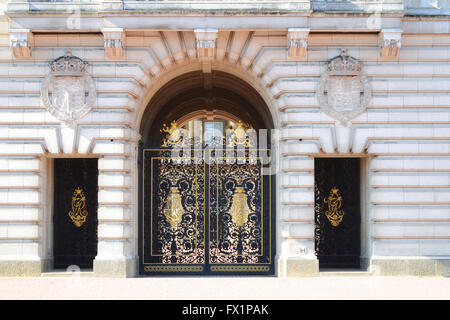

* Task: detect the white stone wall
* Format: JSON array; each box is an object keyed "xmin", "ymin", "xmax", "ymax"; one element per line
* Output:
[{"xmin": 0, "ymin": 13, "xmax": 449, "ymax": 276}]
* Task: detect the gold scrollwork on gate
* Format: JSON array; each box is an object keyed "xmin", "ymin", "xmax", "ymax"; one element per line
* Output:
[
  {"xmin": 163, "ymin": 186, "xmax": 185, "ymax": 227},
  {"xmin": 68, "ymin": 187, "xmax": 88, "ymax": 227},
  {"xmin": 324, "ymin": 187, "xmax": 344, "ymax": 227}
]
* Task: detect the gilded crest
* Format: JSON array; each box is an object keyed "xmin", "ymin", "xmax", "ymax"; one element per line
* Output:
[
  {"xmin": 163, "ymin": 187, "xmax": 185, "ymax": 227},
  {"xmin": 68, "ymin": 187, "xmax": 88, "ymax": 227},
  {"xmin": 229, "ymin": 186, "xmax": 252, "ymax": 227},
  {"xmin": 317, "ymin": 49, "xmax": 371, "ymax": 125},
  {"xmin": 227, "ymin": 121, "xmax": 254, "ymax": 147},
  {"xmin": 324, "ymin": 187, "xmax": 344, "ymax": 227},
  {"xmin": 40, "ymin": 49, "xmax": 96, "ymax": 122},
  {"xmin": 161, "ymin": 121, "xmax": 185, "ymax": 147}
]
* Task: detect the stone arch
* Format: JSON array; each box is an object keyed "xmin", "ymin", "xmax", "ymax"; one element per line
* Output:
[
  {"xmin": 136, "ymin": 62, "xmax": 278, "ymax": 276},
  {"xmin": 136, "ymin": 61, "xmax": 279, "ymax": 144}
]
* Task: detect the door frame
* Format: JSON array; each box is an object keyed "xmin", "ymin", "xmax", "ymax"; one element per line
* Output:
[
  {"xmin": 313, "ymin": 155, "xmax": 367, "ymax": 270},
  {"xmin": 44, "ymin": 156, "xmax": 99, "ymax": 271}
]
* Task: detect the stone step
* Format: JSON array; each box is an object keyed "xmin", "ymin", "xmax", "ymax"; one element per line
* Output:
[{"xmin": 319, "ymin": 269, "xmax": 373, "ymax": 277}]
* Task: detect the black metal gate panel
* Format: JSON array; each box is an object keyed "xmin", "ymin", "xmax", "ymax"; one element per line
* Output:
[
  {"xmin": 140, "ymin": 147, "xmax": 274, "ymax": 275},
  {"xmin": 53, "ymin": 158, "xmax": 98, "ymax": 269},
  {"xmin": 314, "ymin": 158, "xmax": 360, "ymax": 268}
]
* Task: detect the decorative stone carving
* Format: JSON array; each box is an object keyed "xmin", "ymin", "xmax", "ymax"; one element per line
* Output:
[
  {"xmin": 102, "ymin": 28, "xmax": 124, "ymax": 59},
  {"xmin": 380, "ymin": 28, "xmax": 402, "ymax": 58},
  {"xmin": 41, "ymin": 49, "xmax": 96, "ymax": 122},
  {"xmin": 9, "ymin": 29, "xmax": 32, "ymax": 59},
  {"xmin": 194, "ymin": 28, "xmax": 218, "ymax": 59},
  {"xmin": 287, "ymin": 28, "xmax": 309, "ymax": 59},
  {"xmin": 194, "ymin": 28, "xmax": 218, "ymax": 73},
  {"xmin": 316, "ymin": 49, "xmax": 371, "ymax": 125}
]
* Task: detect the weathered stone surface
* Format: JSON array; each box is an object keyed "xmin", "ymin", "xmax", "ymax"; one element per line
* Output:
[
  {"xmin": 371, "ymin": 259, "xmax": 450, "ymax": 277},
  {"xmin": 0, "ymin": 260, "xmax": 41, "ymax": 277},
  {"xmin": 93, "ymin": 258, "xmax": 136, "ymax": 278},
  {"xmin": 282, "ymin": 258, "xmax": 319, "ymax": 277}
]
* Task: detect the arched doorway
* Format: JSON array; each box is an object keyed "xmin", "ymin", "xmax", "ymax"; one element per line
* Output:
[{"xmin": 138, "ymin": 71, "xmax": 276, "ymax": 275}]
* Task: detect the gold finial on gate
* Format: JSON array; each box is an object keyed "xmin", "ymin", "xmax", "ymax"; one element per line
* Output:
[
  {"xmin": 161, "ymin": 121, "xmax": 184, "ymax": 147},
  {"xmin": 227, "ymin": 121, "xmax": 254, "ymax": 147}
]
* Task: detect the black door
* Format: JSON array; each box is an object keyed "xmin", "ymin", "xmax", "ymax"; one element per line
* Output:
[
  {"xmin": 53, "ymin": 158, "xmax": 98, "ymax": 269},
  {"xmin": 314, "ymin": 158, "xmax": 360, "ymax": 268}
]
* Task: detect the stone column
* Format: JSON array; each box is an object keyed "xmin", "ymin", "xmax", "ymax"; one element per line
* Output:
[
  {"xmin": 278, "ymin": 153, "xmax": 319, "ymax": 277},
  {"xmin": 93, "ymin": 129, "xmax": 137, "ymax": 277}
]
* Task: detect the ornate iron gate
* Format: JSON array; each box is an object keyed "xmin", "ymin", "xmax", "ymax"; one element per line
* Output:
[
  {"xmin": 139, "ymin": 141, "xmax": 275, "ymax": 275},
  {"xmin": 314, "ymin": 158, "xmax": 361, "ymax": 268},
  {"xmin": 53, "ymin": 158, "xmax": 98, "ymax": 269}
]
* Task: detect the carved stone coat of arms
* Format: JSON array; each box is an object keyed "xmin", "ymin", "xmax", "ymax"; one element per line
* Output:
[
  {"xmin": 41, "ymin": 49, "xmax": 96, "ymax": 122},
  {"xmin": 316, "ymin": 49, "xmax": 371, "ymax": 125}
]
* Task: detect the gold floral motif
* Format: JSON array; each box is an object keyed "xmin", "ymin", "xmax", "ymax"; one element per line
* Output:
[
  {"xmin": 68, "ymin": 187, "xmax": 88, "ymax": 227},
  {"xmin": 324, "ymin": 187, "xmax": 345, "ymax": 227},
  {"xmin": 163, "ymin": 186, "xmax": 185, "ymax": 227},
  {"xmin": 229, "ymin": 186, "xmax": 251, "ymax": 227}
]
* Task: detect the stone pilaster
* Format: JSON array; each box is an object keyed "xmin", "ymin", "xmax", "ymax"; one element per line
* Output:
[{"xmin": 93, "ymin": 130, "xmax": 137, "ymax": 277}]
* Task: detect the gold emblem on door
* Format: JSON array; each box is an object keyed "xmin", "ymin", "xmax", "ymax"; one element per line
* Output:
[
  {"xmin": 324, "ymin": 187, "xmax": 344, "ymax": 227},
  {"xmin": 68, "ymin": 187, "xmax": 88, "ymax": 227}
]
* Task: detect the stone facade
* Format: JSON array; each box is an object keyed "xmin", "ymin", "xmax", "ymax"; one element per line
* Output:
[{"xmin": 0, "ymin": 0, "xmax": 449, "ymax": 277}]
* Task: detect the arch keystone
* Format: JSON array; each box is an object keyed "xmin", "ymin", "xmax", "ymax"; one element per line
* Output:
[{"xmin": 194, "ymin": 28, "xmax": 219, "ymax": 73}]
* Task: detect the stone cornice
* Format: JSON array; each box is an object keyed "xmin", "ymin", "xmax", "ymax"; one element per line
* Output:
[
  {"xmin": 7, "ymin": 11, "xmax": 407, "ymax": 32},
  {"xmin": 7, "ymin": 1, "xmax": 312, "ymax": 14}
]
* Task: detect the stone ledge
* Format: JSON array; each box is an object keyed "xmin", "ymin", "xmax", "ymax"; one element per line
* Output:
[
  {"xmin": 93, "ymin": 257, "xmax": 136, "ymax": 278},
  {"xmin": 371, "ymin": 258, "xmax": 450, "ymax": 277},
  {"xmin": 0, "ymin": 260, "xmax": 42, "ymax": 277},
  {"xmin": 311, "ymin": 1, "xmax": 404, "ymax": 13},
  {"xmin": 280, "ymin": 257, "xmax": 320, "ymax": 277}
]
